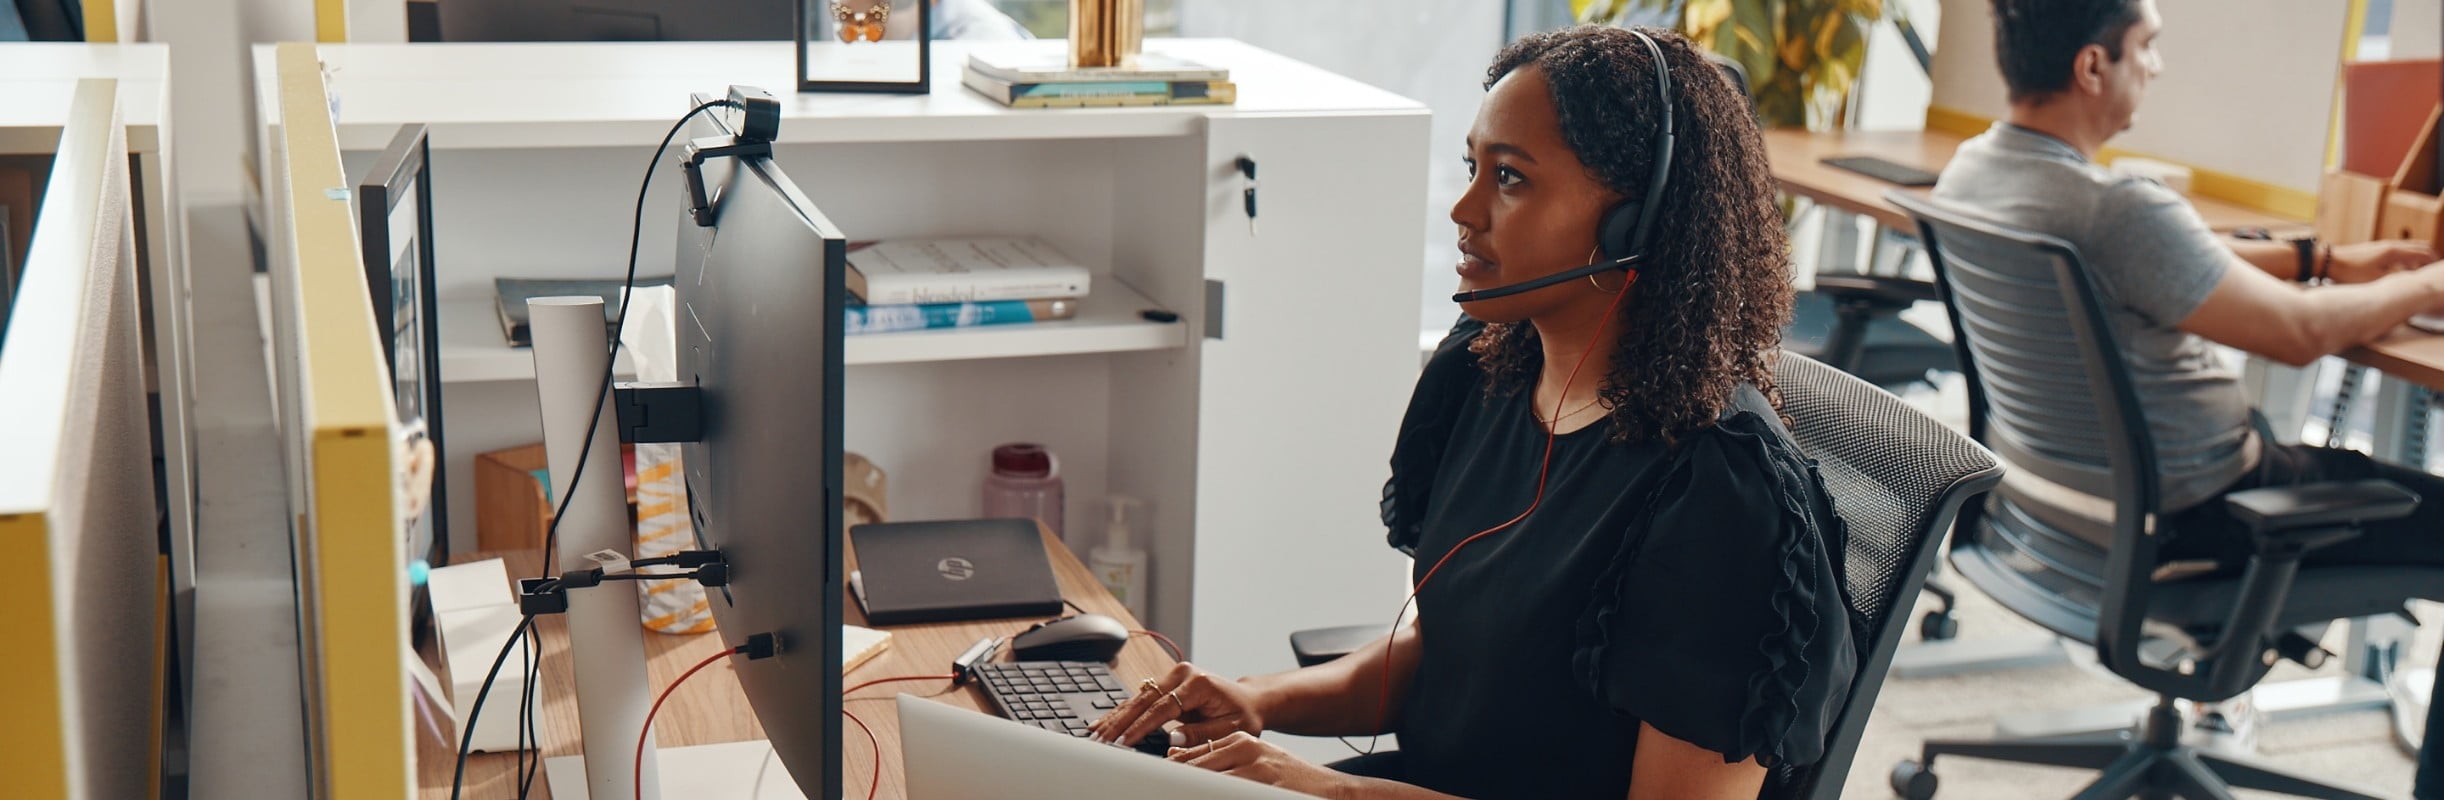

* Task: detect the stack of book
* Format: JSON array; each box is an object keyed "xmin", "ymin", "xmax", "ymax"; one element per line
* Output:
[
  {"xmin": 962, "ymin": 43, "xmax": 1234, "ymax": 109},
  {"xmin": 493, "ymin": 275, "xmax": 675, "ymax": 347},
  {"xmin": 844, "ymin": 237, "xmax": 1089, "ymax": 335}
]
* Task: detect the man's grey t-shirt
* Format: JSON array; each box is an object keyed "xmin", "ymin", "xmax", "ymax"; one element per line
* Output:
[{"xmin": 1932, "ymin": 122, "xmax": 2256, "ymax": 511}]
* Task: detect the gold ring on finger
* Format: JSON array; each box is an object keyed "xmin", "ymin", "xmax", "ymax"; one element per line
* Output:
[
  {"xmin": 1139, "ymin": 678, "xmax": 1161, "ymax": 695},
  {"xmin": 1168, "ymin": 690, "xmax": 1188, "ymax": 715}
]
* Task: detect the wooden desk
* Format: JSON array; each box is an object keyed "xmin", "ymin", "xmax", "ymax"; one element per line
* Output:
[
  {"xmin": 1760, "ymin": 128, "xmax": 2307, "ymax": 234},
  {"xmin": 423, "ymin": 526, "xmax": 1176, "ymax": 800},
  {"xmin": 2348, "ymin": 328, "xmax": 2444, "ymax": 392}
]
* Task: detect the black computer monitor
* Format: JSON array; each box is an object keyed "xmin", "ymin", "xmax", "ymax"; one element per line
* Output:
[
  {"xmin": 435, "ymin": 0, "xmax": 793, "ymax": 41},
  {"xmin": 676, "ymin": 98, "xmax": 847, "ymax": 796},
  {"xmin": 356, "ymin": 124, "xmax": 449, "ymax": 563}
]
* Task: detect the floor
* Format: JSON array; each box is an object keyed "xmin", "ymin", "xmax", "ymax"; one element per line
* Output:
[
  {"xmin": 1834, "ymin": 368, "xmax": 2439, "ymax": 800},
  {"xmin": 1842, "ymin": 560, "xmax": 2437, "ymax": 799}
]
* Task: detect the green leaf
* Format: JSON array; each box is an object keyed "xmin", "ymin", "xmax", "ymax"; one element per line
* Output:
[{"xmin": 1597, "ymin": 0, "xmax": 1879, "ymax": 130}]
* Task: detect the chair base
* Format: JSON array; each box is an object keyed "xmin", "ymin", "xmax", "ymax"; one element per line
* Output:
[
  {"xmin": 1993, "ymin": 674, "xmax": 2393, "ymax": 741},
  {"xmin": 1895, "ymin": 701, "xmax": 2390, "ymax": 800}
]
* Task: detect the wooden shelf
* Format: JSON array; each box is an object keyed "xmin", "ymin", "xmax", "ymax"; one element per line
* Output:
[{"xmin": 437, "ymin": 278, "xmax": 1184, "ymax": 384}]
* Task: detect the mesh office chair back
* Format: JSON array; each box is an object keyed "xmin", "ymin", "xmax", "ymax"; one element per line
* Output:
[{"xmin": 1770, "ymin": 353, "xmax": 2001, "ymax": 799}]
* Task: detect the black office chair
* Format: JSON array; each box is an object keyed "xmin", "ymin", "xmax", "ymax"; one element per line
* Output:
[
  {"xmin": 1785, "ymin": 273, "xmax": 1958, "ymax": 391},
  {"xmin": 1293, "ymin": 352, "xmax": 2004, "ymax": 800},
  {"xmin": 1886, "ymin": 191, "xmax": 2439, "ymax": 799}
]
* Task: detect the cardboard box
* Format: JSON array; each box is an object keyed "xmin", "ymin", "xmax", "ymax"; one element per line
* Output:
[
  {"xmin": 473, "ymin": 442, "xmax": 636, "ymax": 552},
  {"xmin": 2321, "ymin": 100, "xmax": 2444, "ymax": 248},
  {"xmin": 2318, "ymin": 170, "xmax": 2392, "ymax": 244},
  {"xmin": 2376, "ymin": 104, "xmax": 2443, "ymax": 247}
]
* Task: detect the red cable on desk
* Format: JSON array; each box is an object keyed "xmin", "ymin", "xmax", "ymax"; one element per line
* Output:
[
  {"xmin": 1131, "ymin": 629, "xmax": 1184, "ymax": 663},
  {"xmin": 839, "ymin": 674, "xmax": 956, "ymax": 800},
  {"xmin": 844, "ymin": 674, "xmax": 959, "ymax": 698},
  {"xmin": 844, "ymin": 709, "xmax": 881, "ymax": 800},
  {"xmin": 635, "ymin": 645, "xmax": 743, "ymax": 799}
]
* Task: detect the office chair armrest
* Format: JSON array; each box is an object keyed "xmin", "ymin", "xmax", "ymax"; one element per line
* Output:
[
  {"xmin": 1290, "ymin": 624, "xmax": 1383, "ymax": 668},
  {"xmin": 2222, "ymin": 479, "xmax": 2419, "ymax": 542},
  {"xmin": 2189, "ymin": 484, "xmax": 2411, "ymax": 687},
  {"xmin": 1811, "ymin": 275, "xmax": 1939, "ymax": 309}
]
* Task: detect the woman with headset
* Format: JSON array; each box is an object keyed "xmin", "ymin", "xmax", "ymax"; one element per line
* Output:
[{"xmin": 1088, "ymin": 25, "xmax": 1857, "ymax": 799}]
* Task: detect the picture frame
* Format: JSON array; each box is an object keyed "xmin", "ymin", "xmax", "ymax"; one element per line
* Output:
[{"xmin": 798, "ymin": 0, "xmax": 932, "ymax": 94}]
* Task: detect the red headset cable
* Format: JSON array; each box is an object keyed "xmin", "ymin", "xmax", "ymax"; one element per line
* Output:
[{"xmin": 1362, "ymin": 277, "xmax": 1635, "ymax": 754}]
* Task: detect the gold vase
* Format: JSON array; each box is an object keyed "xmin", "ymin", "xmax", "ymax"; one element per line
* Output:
[{"xmin": 1068, "ymin": 0, "xmax": 1144, "ymax": 69}]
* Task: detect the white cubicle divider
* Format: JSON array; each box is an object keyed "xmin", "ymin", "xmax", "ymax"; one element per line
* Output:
[
  {"xmin": 1928, "ymin": 0, "xmax": 2347, "ymax": 207},
  {"xmin": 258, "ymin": 40, "xmax": 1428, "ymax": 732},
  {"xmin": 0, "ymin": 77, "xmax": 163, "ymax": 800},
  {"xmin": 261, "ymin": 42, "xmax": 416, "ymax": 800},
  {"xmin": 0, "ymin": 44, "xmax": 198, "ymax": 725}
]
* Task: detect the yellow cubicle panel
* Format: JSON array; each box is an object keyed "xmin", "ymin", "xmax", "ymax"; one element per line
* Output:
[
  {"xmin": 271, "ymin": 42, "xmax": 413, "ymax": 799},
  {"xmin": 80, "ymin": 0, "xmax": 141, "ymax": 42},
  {"xmin": 0, "ymin": 78, "xmax": 163, "ymax": 800}
]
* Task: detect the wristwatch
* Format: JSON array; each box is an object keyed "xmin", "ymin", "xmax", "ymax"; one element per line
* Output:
[{"xmin": 2291, "ymin": 235, "xmax": 2318, "ymax": 284}]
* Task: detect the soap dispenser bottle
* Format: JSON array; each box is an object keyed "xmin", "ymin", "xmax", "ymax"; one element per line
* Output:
[{"xmin": 1090, "ymin": 495, "xmax": 1149, "ymax": 621}]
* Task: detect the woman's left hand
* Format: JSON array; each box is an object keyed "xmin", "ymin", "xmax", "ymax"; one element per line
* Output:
[{"xmin": 1172, "ymin": 732, "xmax": 1356, "ymax": 798}]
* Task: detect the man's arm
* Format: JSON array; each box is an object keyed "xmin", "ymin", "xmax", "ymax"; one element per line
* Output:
[
  {"xmin": 2226, "ymin": 238, "xmax": 2300, "ymax": 280},
  {"xmin": 2180, "ymin": 255, "xmax": 2444, "ymax": 366},
  {"xmin": 2225, "ymin": 237, "xmax": 2437, "ymax": 283}
]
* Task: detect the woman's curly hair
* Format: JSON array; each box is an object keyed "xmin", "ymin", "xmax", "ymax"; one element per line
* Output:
[{"xmin": 1472, "ymin": 25, "xmax": 1793, "ymax": 445}]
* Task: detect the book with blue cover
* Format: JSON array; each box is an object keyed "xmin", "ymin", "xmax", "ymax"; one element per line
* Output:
[{"xmin": 844, "ymin": 298, "xmax": 1078, "ymax": 335}]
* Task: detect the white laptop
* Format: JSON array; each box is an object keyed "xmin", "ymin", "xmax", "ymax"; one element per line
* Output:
[{"xmin": 899, "ymin": 694, "xmax": 1303, "ymax": 800}]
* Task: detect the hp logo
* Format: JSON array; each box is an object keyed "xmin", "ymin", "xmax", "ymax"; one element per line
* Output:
[{"xmin": 937, "ymin": 557, "xmax": 976, "ymax": 581}]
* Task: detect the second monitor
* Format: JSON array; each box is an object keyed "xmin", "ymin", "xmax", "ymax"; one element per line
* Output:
[{"xmin": 670, "ymin": 97, "xmax": 847, "ymax": 797}]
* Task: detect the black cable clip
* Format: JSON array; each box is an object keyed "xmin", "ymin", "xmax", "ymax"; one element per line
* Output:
[{"xmin": 517, "ymin": 578, "xmax": 568, "ymax": 617}]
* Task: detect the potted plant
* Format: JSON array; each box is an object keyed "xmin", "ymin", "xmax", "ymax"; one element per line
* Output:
[{"xmin": 1579, "ymin": 0, "xmax": 1892, "ymax": 129}]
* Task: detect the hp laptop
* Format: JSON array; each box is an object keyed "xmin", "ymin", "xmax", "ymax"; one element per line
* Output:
[{"xmin": 850, "ymin": 518, "xmax": 1063, "ymax": 625}]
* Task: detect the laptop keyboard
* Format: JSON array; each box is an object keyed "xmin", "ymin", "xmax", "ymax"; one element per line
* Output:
[{"xmin": 974, "ymin": 660, "xmax": 1172, "ymax": 755}]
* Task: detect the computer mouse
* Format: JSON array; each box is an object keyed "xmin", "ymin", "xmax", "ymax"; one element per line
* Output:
[{"xmin": 1009, "ymin": 613, "xmax": 1130, "ymax": 663}]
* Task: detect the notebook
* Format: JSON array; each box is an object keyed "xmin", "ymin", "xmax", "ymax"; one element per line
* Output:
[
  {"xmin": 850, "ymin": 518, "xmax": 1064, "ymax": 625},
  {"xmin": 844, "ymin": 624, "xmax": 892, "ymax": 673}
]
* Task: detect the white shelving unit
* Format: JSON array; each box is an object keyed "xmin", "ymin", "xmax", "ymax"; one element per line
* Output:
[
  {"xmin": 438, "ymin": 276, "xmax": 1185, "ymax": 382},
  {"xmin": 254, "ymin": 38, "xmax": 1429, "ymax": 687}
]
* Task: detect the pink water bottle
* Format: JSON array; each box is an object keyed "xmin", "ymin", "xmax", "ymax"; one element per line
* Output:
[{"xmin": 983, "ymin": 443, "xmax": 1064, "ymax": 540}]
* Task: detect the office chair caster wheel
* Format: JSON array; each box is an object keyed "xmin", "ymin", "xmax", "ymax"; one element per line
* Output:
[
  {"xmin": 1890, "ymin": 760, "xmax": 1938, "ymax": 799},
  {"xmin": 1918, "ymin": 610, "xmax": 1958, "ymax": 642}
]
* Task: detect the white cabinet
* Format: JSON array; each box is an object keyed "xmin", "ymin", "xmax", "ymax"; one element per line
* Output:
[{"xmin": 255, "ymin": 38, "xmax": 1426, "ymax": 655}]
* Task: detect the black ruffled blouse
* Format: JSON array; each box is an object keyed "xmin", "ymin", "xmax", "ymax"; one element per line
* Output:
[{"xmin": 1372, "ymin": 318, "xmax": 1859, "ymax": 799}]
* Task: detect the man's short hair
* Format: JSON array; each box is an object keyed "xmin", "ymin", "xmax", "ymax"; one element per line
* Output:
[{"xmin": 1989, "ymin": 0, "xmax": 2146, "ymax": 102}]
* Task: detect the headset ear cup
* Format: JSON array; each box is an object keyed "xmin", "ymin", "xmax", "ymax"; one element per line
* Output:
[{"xmin": 1600, "ymin": 202, "xmax": 1642, "ymax": 261}]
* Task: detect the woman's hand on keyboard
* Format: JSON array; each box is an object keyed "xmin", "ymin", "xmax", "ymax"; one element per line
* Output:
[
  {"xmin": 1088, "ymin": 661, "xmax": 1267, "ymax": 747},
  {"xmin": 1171, "ymin": 732, "xmax": 1356, "ymax": 797}
]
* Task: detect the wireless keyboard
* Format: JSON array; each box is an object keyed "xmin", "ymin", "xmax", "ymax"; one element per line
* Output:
[{"xmin": 1821, "ymin": 155, "xmax": 1940, "ymax": 187}]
